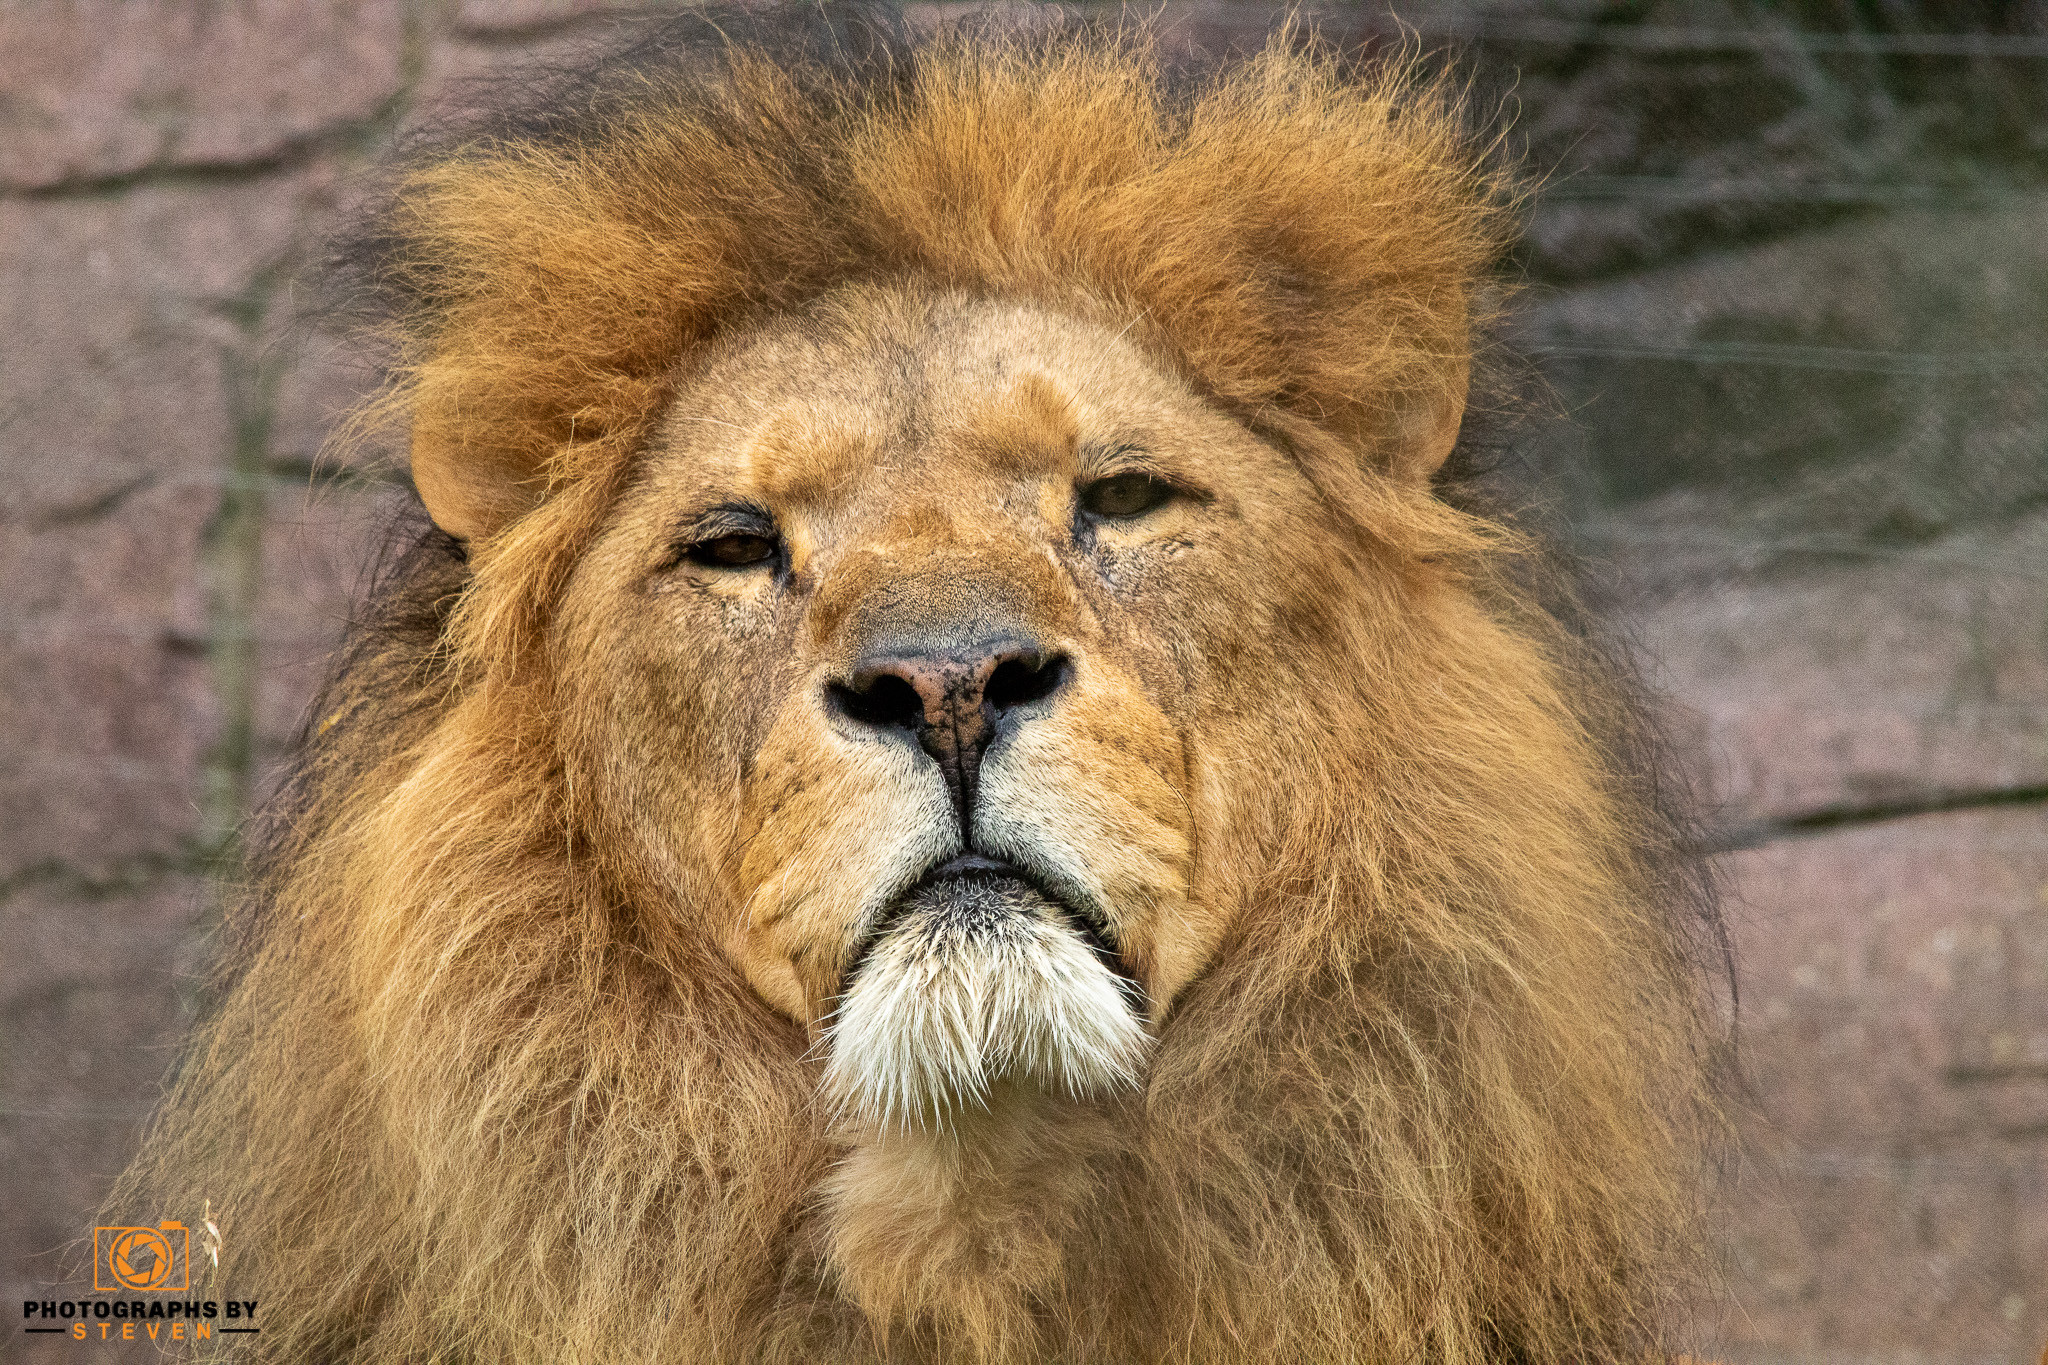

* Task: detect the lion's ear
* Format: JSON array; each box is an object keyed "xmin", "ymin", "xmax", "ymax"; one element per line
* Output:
[
  {"xmin": 1383, "ymin": 352, "xmax": 1469, "ymax": 486},
  {"xmin": 410, "ymin": 428, "xmax": 549, "ymax": 544}
]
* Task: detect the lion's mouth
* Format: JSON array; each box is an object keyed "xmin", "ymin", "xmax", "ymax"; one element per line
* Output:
[{"xmin": 844, "ymin": 852, "xmax": 1143, "ymax": 1007}]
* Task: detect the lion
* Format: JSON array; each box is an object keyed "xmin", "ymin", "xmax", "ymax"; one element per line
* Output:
[{"xmin": 111, "ymin": 8, "xmax": 1718, "ymax": 1362}]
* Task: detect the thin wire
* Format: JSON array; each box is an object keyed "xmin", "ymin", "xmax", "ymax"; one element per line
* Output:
[
  {"xmin": 1527, "ymin": 340, "xmax": 2048, "ymax": 377},
  {"xmin": 1582, "ymin": 527, "xmax": 2048, "ymax": 580},
  {"xmin": 0, "ymin": 622, "xmax": 349, "ymax": 643},
  {"xmin": 1539, "ymin": 175, "xmax": 2039, "ymax": 207},
  {"xmin": 3, "ymin": 466, "xmax": 404, "ymax": 498},
  {"xmin": 1416, "ymin": 16, "xmax": 2048, "ymax": 58}
]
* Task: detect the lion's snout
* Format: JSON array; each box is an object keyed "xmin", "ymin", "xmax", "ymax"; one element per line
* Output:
[
  {"xmin": 825, "ymin": 625, "xmax": 1073, "ymax": 837},
  {"xmin": 815, "ymin": 604, "xmax": 1149, "ymax": 1133},
  {"xmin": 714, "ymin": 524, "xmax": 1204, "ymax": 1038}
]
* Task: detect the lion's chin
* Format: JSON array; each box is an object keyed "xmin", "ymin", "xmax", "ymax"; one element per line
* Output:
[{"xmin": 822, "ymin": 870, "xmax": 1151, "ymax": 1134}]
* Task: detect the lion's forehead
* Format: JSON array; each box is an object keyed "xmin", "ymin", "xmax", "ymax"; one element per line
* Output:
[{"xmin": 647, "ymin": 288, "xmax": 1212, "ymax": 516}]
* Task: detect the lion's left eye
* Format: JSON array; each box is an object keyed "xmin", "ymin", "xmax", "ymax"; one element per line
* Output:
[
  {"xmin": 1078, "ymin": 473, "xmax": 1176, "ymax": 520},
  {"xmin": 687, "ymin": 533, "xmax": 779, "ymax": 568}
]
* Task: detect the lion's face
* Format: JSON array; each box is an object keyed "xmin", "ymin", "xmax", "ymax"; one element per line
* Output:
[{"xmin": 554, "ymin": 284, "xmax": 1347, "ymax": 1128}]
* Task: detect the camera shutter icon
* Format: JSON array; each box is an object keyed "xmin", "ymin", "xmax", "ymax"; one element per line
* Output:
[{"xmin": 94, "ymin": 1221, "xmax": 189, "ymax": 1292}]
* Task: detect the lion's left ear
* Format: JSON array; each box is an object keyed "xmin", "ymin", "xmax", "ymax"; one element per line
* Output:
[
  {"xmin": 409, "ymin": 424, "xmax": 550, "ymax": 545},
  {"xmin": 1383, "ymin": 352, "xmax": 1469, "ymax": 486}
]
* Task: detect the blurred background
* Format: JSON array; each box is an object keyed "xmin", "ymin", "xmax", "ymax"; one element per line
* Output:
[{"xmin": 3, "ymin": 2, "xmax": 2045, "ymax": 1361}]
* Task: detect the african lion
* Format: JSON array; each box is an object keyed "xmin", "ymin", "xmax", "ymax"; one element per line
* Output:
[{"xmin": 115, "ymin": 8, "xmax": 1715, "ymax": 1362}]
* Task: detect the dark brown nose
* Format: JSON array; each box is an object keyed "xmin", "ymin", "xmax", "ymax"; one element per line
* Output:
[{"xmin": 828, "ymin": 637, "xmax": 1071, "ymax": 833}]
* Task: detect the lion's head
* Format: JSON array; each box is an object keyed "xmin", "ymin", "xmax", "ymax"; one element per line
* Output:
[
  {"xmin": 116, "ymin": 10, "xmax": 1715, "ymax": 1363},
  {"xmin": 564, "ymin": 281, "xmax": 1438, "ymax": 1129}
]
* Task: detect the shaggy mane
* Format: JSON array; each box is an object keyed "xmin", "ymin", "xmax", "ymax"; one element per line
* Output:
[{"xmin": 111, "ymin": 9, "xmax": 1720, "ymax": 1363}]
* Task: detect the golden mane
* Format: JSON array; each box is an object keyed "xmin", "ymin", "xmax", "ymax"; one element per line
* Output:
[{"xmin": 113, "ymin": 10, "xmax": 1716, "ymax": 1362}]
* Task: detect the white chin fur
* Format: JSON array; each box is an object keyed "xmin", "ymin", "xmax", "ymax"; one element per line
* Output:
[{"xmin": 822, "ymin": 885, "xmax": 1150, "ymax": 1133}]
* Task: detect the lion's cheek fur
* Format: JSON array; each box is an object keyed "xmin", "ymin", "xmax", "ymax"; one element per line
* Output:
[
  {"xmin": 731, "ymin": 704, "xmax": 960, "ymax": 1021},
  {"xmin": 972, "ymin": 674, "xmax": 1200, "ymax": 1009}
]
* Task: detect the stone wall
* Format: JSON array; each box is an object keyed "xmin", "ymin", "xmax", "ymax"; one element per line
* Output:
[{"xmin": 4, "ymin": 3, "xmax": 2044, "ymax": 1361}]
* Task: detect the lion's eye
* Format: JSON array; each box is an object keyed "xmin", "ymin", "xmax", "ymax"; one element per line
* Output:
[
  {"xmin": 687, "ymin": 533, "xmax": 779, "ymax": 568},
  {"xmin": 1078, "ymin": 473, "xmax": 1176, "ymax": 520}
]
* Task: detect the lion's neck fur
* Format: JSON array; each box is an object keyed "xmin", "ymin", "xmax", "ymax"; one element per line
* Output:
[{"xmin": 821, "ymin": 1092, "xmax": 1136, "ymax": 1358}]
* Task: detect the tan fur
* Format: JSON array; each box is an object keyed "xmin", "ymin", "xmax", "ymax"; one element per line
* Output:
[{"xmin": 113, "ymin": 14, "xmax": 1711, "ymax": 1364}]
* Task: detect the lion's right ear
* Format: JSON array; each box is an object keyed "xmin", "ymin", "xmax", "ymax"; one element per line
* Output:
[
  {"xmin": 409, "ymin": 426, "xmax": 549, "ymax": 544},
  {"xmin": 1382, "ymin": 352, "xmax": 1470, "ymax": 486}
]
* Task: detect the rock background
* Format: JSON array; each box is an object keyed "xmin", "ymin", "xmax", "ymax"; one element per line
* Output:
[{"xmin": 4, "ymin": 2, "xmax": 2045, "ymax": 1361}]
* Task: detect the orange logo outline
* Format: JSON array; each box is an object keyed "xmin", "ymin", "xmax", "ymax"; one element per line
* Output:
[{"xmin": 93, "ymin": 1222, "xmax": 189, "ymax": 1292}]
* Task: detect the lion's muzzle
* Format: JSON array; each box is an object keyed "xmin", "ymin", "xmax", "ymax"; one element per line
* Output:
[
  {"xmin": 822, "ymin": 858, "xmax": 1151, "ymax": 1132},
  {"xmin": 826, "ymin": 626, "xmax": 1072, "ymax": 838}
]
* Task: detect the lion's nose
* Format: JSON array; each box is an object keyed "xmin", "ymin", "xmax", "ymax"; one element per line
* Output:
[{"xmin": 828, "ymin": 638, "xmax": 1071, "ymax": 831}]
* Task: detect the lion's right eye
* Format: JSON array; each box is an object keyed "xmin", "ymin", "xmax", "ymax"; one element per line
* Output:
[
  {"xmin": 1078, "ymin": 472, "xmax": 1177, "ymax": 520},
  {"xmin": 686, "ymin": 533, "xmax": 779, "ymax": 568}
]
